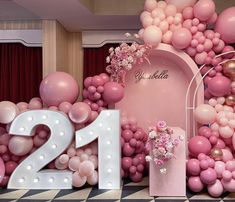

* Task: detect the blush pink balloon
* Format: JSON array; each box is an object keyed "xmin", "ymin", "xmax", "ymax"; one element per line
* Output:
[
  {"xmin": 5, "ymin": 161, "xmax": 18, "ymax": 175},
  {"xmin": 28, "ymin": 97, "xmax": 42, "ymax": 110},
  {"xmin": 16, "ymin": 102, "xmax": 28, "ymax": 111},
  {"xmin": 0, "ymin": 157, "xmax": 5, "ymax": 183},
  {"xmin": 165, "ymin": 0, "xmax": 197, "ymax": 12},
  {"xmin": 188, "ymin": 136, "xmax": 211, "ymax": 157},
  {"xmin": 79, "ymin": 160, "xmax": 95, "ymax": 177},
  {"xmin": 222, "ymin": 149, "xmax": 233, "ymax": 162},
  {"xmin": 91, "ymin": 75, "xmax": 104, "ymax": 87},
  {"xmin": 84, "ymin": 77, "xmax": 92, "ymax": 88},
  {"xmin": 193, "ymin": 0, "xmax": 215, "ymax": 21},
  {"xmin": 143, "ymin": 26, "xmax": 162, "ymax": 47},
  {"xmin": 72, "ymin": 171, "xmax": 87, "ymax": 187},
  {"xmin": 144, "ymin": 0, "xmax": 157, "ymax": 12},
  {"xmin": 194, "ymin": 104, "xmax": 216, "ymax": 124},
  {"xmin": 68, "ymin": 102, "xmax": 91, "ymax": 124},
  {"xmin": 68, "ymin": 156, "xmax": 81, "ymax": 171},
  {"xmin": 207, "ymin": 179, "xmax": 223, "ymax": 197},
  {"xmin": 200, "ymin": 168, "xmax": 217, "ymax": 185},
  {"xmin": 8, "ymin": 136, "xmax": 33, "ymax": 156},
  {"xmin": 0, "ymin": 101, "xmax": 19, "ymax": 124},
  {"xmin": 172, "ymin": 28, "xmax": 192, "ymax": 49},
  {"xmin": 40, "ymin": 72, "xmax": 79, "ymax": 106},
  {"xmin": 214, "ymin": 161, "xmax": 225, "ymax": 178},
  {"xmin": 208, "ymin": 76, "xmax": 231, "ymax": 97},
  {"xmin": 103, "ymin": 82, "xmax": 124, "ymax": 104},
  {"xmin": 215, "ymin": 7, "xmax": 235, "ymax": 43},
  {"xmin": 188, "ymin": 176, "xmax": 204, "ymax": 192},
  {"xmin": 58, "ymin": 102, "xmax": 72, "ymax": 114},
  {"xmin": 222, "ymin": 178, "xmax": 235, "ymax": 192},
  {"xmin": 87, "ymin": 170, "xmax": 98, "ymax": 185}
]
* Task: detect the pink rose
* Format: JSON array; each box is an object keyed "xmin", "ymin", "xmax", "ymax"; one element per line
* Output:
[{"xmin": 157, "ymin": 121, "xmax": 167, "ymax": 131}]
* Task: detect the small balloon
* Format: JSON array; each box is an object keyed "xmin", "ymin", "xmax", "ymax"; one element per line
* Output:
[
  {"xmin": 68, "ymin": 102, "xmax": 91, "ymax": 124},
  {"xmin": 211, "ymin": 148, "xmax": 223, "ymax": 161},
  {"xmin": 223, "ymin": 60, "xmax": 235, "ymax": 80}
]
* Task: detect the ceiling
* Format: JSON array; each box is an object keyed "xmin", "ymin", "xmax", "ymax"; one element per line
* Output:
[{"xmin": 0, "ymin": 0, "xmax": 235, "ymax": 32}]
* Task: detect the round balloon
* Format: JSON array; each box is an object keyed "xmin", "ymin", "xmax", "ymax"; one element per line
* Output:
[
  {"xmin": 193, "ymin": 0, "xmax": 215, "ymax": 21},
  {"xmin": 0, "ymin": 101, "xmax": 19, "ymax": 124},
  {"xmin": 165, "ymin": 0, "xmax": 197, "ymax": 12},
  {"xmin": 188, "ymin": 136, "xmax": 211, "ymax": 157},
  {"xmin": 103, "ymin": 82, "xmax": 124, "ymax": 104},
  {"xmin": 0, "ymin": 157, "xmax": 5, "ymax": 183},
  {"xmin": 40, "ymin": 72, "xmax": 80, "ymax": 106},
  {"xmin": 68, "ymin": 102, "xmax": 91, "ymax": 124},
  {"xmin": 172, "ymin": 28, "xmax": 192, "ymax": 49},
  {"xmin": 207, "ymin": 76, "xmax": 231, "ymax": 97},
  {"xmin": 143, "ymin": 25, "xmax": 162, "ymax": 47},
  {"xmin": 215, "ymin": 7, "xmax": 235, "ymax": 43},
  {"xmin": 194, "ymin": 104, "xmax": 216, "ymax": 124}
]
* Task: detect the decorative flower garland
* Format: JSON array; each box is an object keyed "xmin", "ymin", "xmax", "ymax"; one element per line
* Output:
[
  {"xmin": 106, "ymin": 34, "xmax": 151, "ymax": 85},
  {"xmin": 145, "ymin": 121, "xmax": 184, "ymax": 174}
]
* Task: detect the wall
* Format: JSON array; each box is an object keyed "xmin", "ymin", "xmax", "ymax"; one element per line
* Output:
[
  {"xmin": 42, "ymin": 20, "xmax": 83, "ymax": 100},
  {"xmin": 0, "ymin": 20, "xmax": 42, "ymax": 30}
]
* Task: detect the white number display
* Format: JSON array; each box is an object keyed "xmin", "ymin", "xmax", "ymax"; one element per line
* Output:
[
  {"xmin": 7, "ymin": 110, "xmax": 74, "ymax": 189},
  {"xmin": 76, "ymin": 110, "xmax": 121, "ymax": 189}
]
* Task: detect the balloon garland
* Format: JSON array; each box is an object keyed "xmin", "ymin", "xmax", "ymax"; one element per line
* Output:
[{"xmin": 0, "ymin": 0, "xmax": 235, "ymax": 198}]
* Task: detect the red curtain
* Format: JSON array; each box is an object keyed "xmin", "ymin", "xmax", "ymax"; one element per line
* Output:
[
  {"xmin": 0, "ymin": 43, "xmax": 42, "ymax": 103},
  {"xmin": 83, "ymin": 43, "xmax": 119, "ymax": 78}
]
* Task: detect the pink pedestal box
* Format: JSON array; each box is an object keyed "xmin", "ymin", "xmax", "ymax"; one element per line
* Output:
[
  {"xmin": 149, "ymin": 127, "xmax": 186, "ymax": 196},
  {"xmin": 115, "ymin": 43, "xmax": 204, "ymax": 196}
]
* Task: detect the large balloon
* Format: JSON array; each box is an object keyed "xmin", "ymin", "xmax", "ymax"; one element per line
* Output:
[
  {"xmin": 8, "ymin": 136, "xmax": 33, "ymax": 156},
  {"xmin": 0, "ymin": 157, "xmax": 5, "ymax": 183},
  {"xmin": 0, "ymin": 101, "xmax": 19, "ymax": 124},
  {"xmin": 143, "ymin": 25, "xmax": 162, "ymax": 47},
  {"xmin": 40, "ymin": 72, "xmax": 80, "ymax": 106},
  {"xmin": 103, "ymin": 82, "xmax": 124, "ymax": 104},
  {"xmin": 215, "ymin": 7, "xmax": 235, "ymax": 44},
  {"xmin": 165, "ymin": 0, "xmax": 197, "ymax": 12},
  {"xmin": 193, "ymin": 0, "xmax": 215, "ymax": 21},
  {"xmin": 194, "ymin": 104, "xmax": 216, "ymax": 124},
  {"xmin": 172, "ymin": 28, "xmax": 192, "ymax": 49},
  {"xmin": 207, "ymin": 76, "xmax": 231, "ymax": 97},
  {"xmin": 188, "ymin": 136, "xmax": 211, "ymax": 157}
]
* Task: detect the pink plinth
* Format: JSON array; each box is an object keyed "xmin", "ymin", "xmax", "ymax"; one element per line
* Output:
[{"xmin": 150, "ymin": 127, "xmax": 186, "ymax": 196}]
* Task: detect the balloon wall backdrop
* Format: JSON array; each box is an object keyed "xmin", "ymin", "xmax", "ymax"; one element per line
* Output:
[{"xmin": 1, "ymin": 0, "xmax": 235, "ymax": 198}]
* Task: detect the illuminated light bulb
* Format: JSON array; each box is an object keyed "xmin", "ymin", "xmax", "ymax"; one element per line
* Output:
[
  {"xmin": 39, "ymin": 154, "xmax": 45, "ymax": 160},
  {"xmin": 108, "ymin": 182, "xmax": 112, "ymax": 187},
  {"xmin": 42, "ymin": 115, "xmax": 47, "ymax": 119},
  {"xmin": 19, "ymin": 178, "xmax": 25, "ymax": 183},
  {"xmin": 107, "ymin": 140, "xmax": 111, "ymax": 145},
  {"xmin": 28, "ymin": 116, "xmax": 33, "ymax": 121},
  {"xmin": 89, "ymin": 131, "xmax": 94, "ymax": 135},
  {"xmin": 64, "ymin": 177, "xmax": 69, "ymax": 183},
  {"xmin": 107, "ymin": 168, "xmax": 112, "ymax": 173},
  {"xmin": 49, "ymin": 177, "xmax": 54, "ymax": 183},
  {"xmin": 107, "ymin": 155, "xmax": 112, "ymax": 159},
  {"xmin": 55, "ymin": 120, "xmax": 60, "ymax": 124},
  {"xmin": 34, "ymin": 177, "xmax": 39, "ymax": 183},
  {"xmin": 52, "ymin": 144, "xmax": 57, "ymax": 149},
  {"xmin": 19, "ymin": 127, "xmax": 25, "ymax": 132},
  {"xmin": 60, "ymin": 131, "xmax": 65, "ymax": 136},
  {"xmin": 26, "ymin": 165, "xmax": 32, "ymax": 170},
  {"xmin": 99, "ymin": 123, "xmax": 103, "ymax": 127},
  {"xmin": 107, "ymin": 127, "xmax": 111, "ymax": 131}
]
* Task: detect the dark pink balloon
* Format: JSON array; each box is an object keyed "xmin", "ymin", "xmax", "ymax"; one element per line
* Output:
[
  {"xmin": 130, "ymin": 171, "xmax": 143, "ymax": 182},
  {"xmin": 5, "ymin": 161, "xmax": 18, "ymax": 175},
  {"xmin": 200, "ymin": 168, "xmax": 217, "ymax": 185},
  {"xmin": 0, "ymin": 175, "xmax": 9, "ymax": 187},
  {"xmin": 91, "ymin": 75, "xmax": 104, "ymax": 87},
  {"xmin": 208, "ymin": 76, "xmax": 231, "ymax": 97},
  {"xmin": 84, "ymin": 77, "xmax": 92, "ymax": 88},
  {"xmin": 187, "ymin": 159, "xmax": 201, "ymax": 176},
  {"xmin": 58, "ymin": 102, "xmax": 72, "ymax": 114},
  {"xmin": 129, "ymin": 165, "xmax": 137, "ymax": 174},
  {"xmin": 40, "ymin": 72, "xmax": 80, "ymax": 106},
  {"xmin": 188, "ymin": 136, "xmax": 212, "ymax": 157},
  {"xmin": 188, "ymin": 176, "xmax": 204, "ymax": 192},
  {"xmin": 0, "ymin": 157, "xmax": 5, "ymax": 183},
  {"xmin": 122, "ymin": 129, "xmax": 134, "ymax": 142},
  {"xmin": 103, "ymin": 82, "xmax": 124, "ymax": 104},
  {"xmin": 123, "ymin": 143, "xmax": 135, "ymax": 156},
  {"xmin": 99, "ymin": 73, "xmax": 110, "ymax": 83},
  {"xmin": 122, "ymin": 157, "xmax": 133, "ymax": 170}
]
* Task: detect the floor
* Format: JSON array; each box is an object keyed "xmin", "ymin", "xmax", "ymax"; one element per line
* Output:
[{"xmin": 0, "ymin": 177, "xmax": 234, "ymax": 202}]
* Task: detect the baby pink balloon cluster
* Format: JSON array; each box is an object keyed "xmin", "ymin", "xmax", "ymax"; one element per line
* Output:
[
  {"xmin": 139, "ymin": 0, "xmax": 184, "ymax": 46},
  {"xmin": 54, "ymin": 141, "xmax": 98, "ymax": 187},
  {"xmin": 120, "ymin": 113, "xmax": 148, "ymax": 182}
]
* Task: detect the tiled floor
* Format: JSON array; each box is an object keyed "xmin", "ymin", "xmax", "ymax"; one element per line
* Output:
[{"xmin": 0, "ymin": 177, "xmax": 234, "ymax": 202}]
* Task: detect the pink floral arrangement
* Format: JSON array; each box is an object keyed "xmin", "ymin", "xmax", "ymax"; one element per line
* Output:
[
  {"xmin": 106, "ymin": 33, "xmax": 151, "ymax": 84},
  {"xmin": 145, "ymin": 121, "xmax": 184, "ymax": 174}
]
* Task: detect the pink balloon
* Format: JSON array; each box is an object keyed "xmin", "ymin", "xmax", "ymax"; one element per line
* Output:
[
  {"xmin": 89, "ymin": 155, "xmax": 98, "ymax": 169},
  {"xmin": 72, "ymin": 171, "xmax": 87, "ymax": 187},
  {"xmin": 122, "ymin": 129, "xmax": 134, "ymax": 142},
  {"xmin": 172, "ymin": 28, "xmax": 192, "ymax": 49},
  {"xmin": 194, "ymin": 104, "xmax": 216, "ymax": 124},
  {"xmin": 165, "ymin": 0, "xmax": 197, "ymax": 12},
  {"xmin": 0, "ymin": 101, "xmax": 19, "ymax": 124},
  {"xmin": 87, "ymin": 170, "xmax": 98, "ymax": 185},
  {"xmin": 130, "ymin": 171, "xmax": 143, "ymax": 182},
  {"xmin": 68, "ymin": 102, "xmax": 91, "ymax": 124},
  {"xmin": 16, "ymin": 102, "xmax": 28, "ymax": 111},
  {"xmin": 59, "ymin": 154, "xmax": 69, "ymax": 164},
  {"xmin": 123, "ymin": 143, "xmax": 135, "ymax": 156},
  {"xmin": 222, "ymin": 178, "xmax": 235, "ymax": 192},
  {"xmin": 222, "ymin": 149, "xmax": 233, "ymax": 162},
  {"xmin": 187, "ymin": 159, "xmax": 201, "ymax": 176},
  {"xmin": 188, "ymin": 136, "xmax": 211, "ymax": 157},
  {"xmin": 5, "ymin": 161, "xmax": 18, "ymax": 175},
  {"xmin": 144, "ymin": 0, "xmax": 157, "ymax": 12},
  {"xmin": 142, "ymin": 15, "xmax": 153, "ymax": 28},
  {"xmin": 58, "ymin": 102, "xmax": 72, "ymax": 114},
  {"xmin": 28, "ymin": 97, "xmax": 42, "ymax": 110},
  {"xmin": 122, "ymin": 157, "xmax": 133, "ymax": 170},
  {"xmin": 0, "ymin": 157, "xmax": 5, "ymax": 183},
  {"xmin": 103, "ymin": 82, "xmax": 124, "ymax": 104},
  {"xmin": 143, "ymin": 26, "xmax": 162, "ymax": 47},
  {"xmin": 84, "ymin": 77, "xmax": 92, "ymax": 88},
  {"xmin": 200, "ymin": 168, "xmax": 217, "ymax": 185},
  {"xmin": 79, "ymin": 160, "xmax": 95, "ymax": 177},
  {"xmin": 8, "ymin": 136, "xmax": 33, "ymax": 156},
  {"xmin": 188, "ymin": 176, "xmax": 204, "ymax": 192},
  {"xmin": 215, "ymin": 7, "xmax": 235, "ymax": 43},
  {"xmin": 193, "ymin": 0, "xmax": 215, "ymax": 21},
  {"xmin": 68, "ymin": 156, "xmax": 81, "ymax": 171},
  {"xmin": 182, "ymin": 7, "xmax": 194, "ymax": 20},
  {"xmin": 207, "ymin": 179, "xmax": 223, "ymax": 197},
  {"xmin": 91, "ymin": 75, "xmax": 104, "ymax": 87},
  {"xmin": 214, "ymin": 161, "xmax": 225, "ymax": 178},
  {"xmin": 99, "ymin": 73, "xmax": 110, "ymax": 83},
  {"xmin": 40, "ymin": 72, "xmax": 79, "ymax": 106}
]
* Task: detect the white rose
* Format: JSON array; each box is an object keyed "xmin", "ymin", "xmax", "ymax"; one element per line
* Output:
[{"xmin": 149, "ymin": 130, "xmax": 157, "ymax": 139}]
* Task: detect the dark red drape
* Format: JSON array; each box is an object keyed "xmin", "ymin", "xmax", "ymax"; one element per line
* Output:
[
  {"xmin": 0, "ymin": 43, "xmax": 42, "ymax": 103},
  {"xmin": 83, "ymin": 43, "xmax": 119, "ymax": 78}
]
